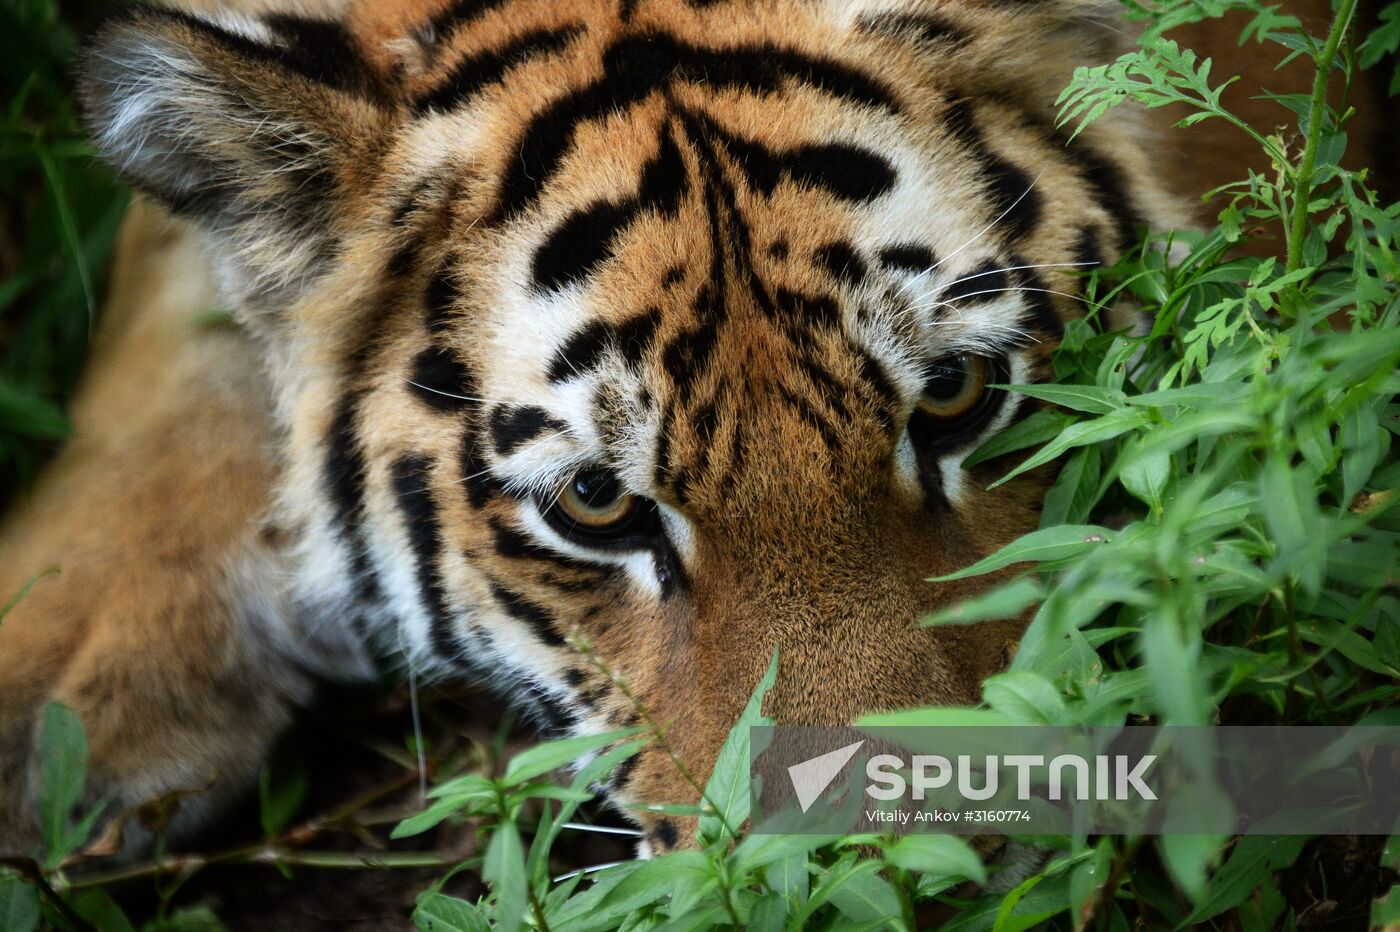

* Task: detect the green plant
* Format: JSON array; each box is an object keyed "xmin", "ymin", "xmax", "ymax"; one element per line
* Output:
[{"xmin": 0, "ymin": 0, "xmax": 127, "ymax": 508}]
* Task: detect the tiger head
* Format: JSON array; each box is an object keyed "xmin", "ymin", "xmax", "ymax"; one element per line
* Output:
[{"xmin": 80, "ymin": 0, "xmax": 1180, "ymax": 849}]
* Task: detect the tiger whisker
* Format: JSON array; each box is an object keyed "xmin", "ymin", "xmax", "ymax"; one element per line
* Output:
[
  {"xmin": 920, "ymin": 168, "xmax": 1046, "ymax": 277},
  {"xmin": 913, "ymin": 285, "xmax": 1111, "ymax": 315},
  {"xmin": 403, "ymin": 379, "xmax": 490, "ymax": 404},
  {"xmin": 912, "ymin": 260, "xmax": 1100, "ymax": 305},
  {"xmin": 555, "ymin": 860, "xmax": 631, "ymax": 883},
  {"xmin": 559, "ymin": 822, "xmax": 646, "ymax": 837}
]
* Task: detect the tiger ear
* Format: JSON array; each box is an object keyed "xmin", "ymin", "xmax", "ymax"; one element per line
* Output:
[{"xmin": 79, "ymin": 7, "xmax": 392, "ymax": 314}]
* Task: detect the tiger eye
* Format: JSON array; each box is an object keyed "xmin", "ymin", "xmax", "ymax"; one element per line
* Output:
[
  {"xmin": 556, "ymin": 468, "xmax": 636, "ymax": 529},
  {"xmin": 919, "ymin": 353, "xmax": 991, "ymax": 420}
]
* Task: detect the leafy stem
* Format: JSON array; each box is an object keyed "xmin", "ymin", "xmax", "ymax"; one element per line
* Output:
[{"xmin": 1284, "ymin": 0, "xmax": 1361, "ymax": 278}]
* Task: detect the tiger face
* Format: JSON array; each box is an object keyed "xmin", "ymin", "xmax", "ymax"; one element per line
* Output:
[{"xmin": 80, "ymin": 0, "xmax": 1180, "ymax": 849}]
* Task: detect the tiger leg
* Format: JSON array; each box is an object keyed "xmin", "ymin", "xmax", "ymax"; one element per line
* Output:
[{"xmin": 0, "ymin": 200, "xmax": 331, "ymax": 856}]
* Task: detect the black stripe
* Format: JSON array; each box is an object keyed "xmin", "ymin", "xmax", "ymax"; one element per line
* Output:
[
  {"xmin": 814, "ymin": 241, "xmax": 866, "ymax": 286},
  {"xmin": 531, "ymin": 129, "xmax": 689, "ymax": 291},
  {"xmin": 652, "ymin": 819, "xmax": 680, "ymax": 849},
  {"xmin": 1016, "ymin": 268, "xmax": 1065, "ymax": 342},
  {"xmin": 856, "ymin": 12, "xmax": 967, "ymax": 45},
  {"xmin": 941, "ymin": 259, "xmax": 1011, "ymax": 305},
  {"xmin": 877, "ymin": 243, "xmax": 936, "ymax": 272},
  {"xmin": 409, "ymin": 345, "xmax": 474, "ymax": 411},
  {"xmin": 549, "ymin": 320, "xmax": 614, "ymax": 381},
  {"xmin": 490, "ymin": 582, "xmax": 567, "ymax": 647},
  {"xmin": 790, "ymin": 144, "xmax": 897, "ymax": 202},
  {"xmin": 975, "ymin": 90, "xmax": 1146, "ymax": 255},
  {"xmin": 391, "ymin": 454, "xmax": 460, "ymax": 657},
  {"xmin": 461, "ymin": 429, "xmax": 504, "ymax": 508},
  {"xmin": 490, "ymin": 405, "xmax": 567, "ymax": 457},
  {"xmin": 982, "ymin": 154, "xmax": 1041, "ymax": 241},
  {"xmin": 425, "ymin": 261, "xmax": 459, "ymax": 332},
  {"xmin": 609, "ymin": 747, "xmax": 640, "ymax": 789},
  {"xmin": 798, "ymin": 354, "xmax": 853, "ymax": 424},
  {"xmin": 774, "ymin": 287, "xmax": 840, "ymax": 329},
  {"xmin": 523, "ymin": 684, "xmax": 574, "ymax": 736},
  {"xmin": 853, "ymin": 344, "xmax": 900, "ymax": 433},
  {"xmin": 414, "ymin": 25, "xmax": 585, "ymax": 114},
  {"xmin": 1074, "ymin": 226, "xmax": 1107, "ymax": 275},
  {"xmin": 532, "ymin": 200, "xmax": 634, "ymax": 292},
  {"xmin": 661, "ymin": 315, "xmax": 721, "ymax": 403},
  {"xmin": 777, "ymin": 383, "xmax": 843, "ymax": 456},
  {"xmin": 711, "ymin": 130, "xmax": 896, "ymax": 203},
  {"xmin": 616, "ymin": 308, "xmax": 662, "ymax": 367},
  {"xmin": 1067, "ymin": 146, "xmax": 1145, "ymax": 254},
  {"xmin": 431, "ymin": 0, "xmax": 510, "ymax": 35},
  {"xmin": 653, "ymin": 405, "xmax": 674, "ymax": 488},
  {"xmin": 493, "ymin": 33, "xmax": 899, "ymax": 222},
  {"xmin": 324, "ymin": 393, "xmax": 381, "ymax": 601},
  {"xmin": 263, "ymin": 14, "xmax": 375, "ymax": 94},
  {"xmin": 122, "ymin": 7, "xmax": 378, "ymax": 97},
  {"xmin": 488, "ymin": 516, "xmax": 618, "ymax": 577}
]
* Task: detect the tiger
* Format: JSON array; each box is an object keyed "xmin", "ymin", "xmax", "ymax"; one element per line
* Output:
[{"xmin": 0, "ymin": 0, "xmax": 1199, "ymax": 858}]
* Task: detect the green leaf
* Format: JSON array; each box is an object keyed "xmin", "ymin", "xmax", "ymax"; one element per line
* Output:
[
  {"xmin": 483, "ymin": 822, "xmax": 527, "ymax": 932},
  {"xmin": 765, "ymin": 851, "xmax": 809, "ymax": 908},
  {"xmin": 1118, "ymin": 444, "xmax": 1171, "ymax": 514},
  {"xmin": 1001, "ymin": 383, "xmax": 1127, "ymax": 414},
  {"xmin": 923, "ymin": 577, "xmax": 1042, "ymax": 627},
  {"xmin": 1183, "ymin": 836, "xmax": 1306, "ymax": 923},
  {"xmin": 0, "ymin": 875, "xmax": 38, "ymax": 932},
  {"xmin": 544, "ymin": 863, "xmax": 643, "ymax": 928},
  {"xmin": 570, "ymin": 852, "xmax": 711, "ymax": 931},
  {"xmin": 729, "ymin": 832, "xmax": 836, "ymax": 877},
  {"xmin": 745, "ymin": 893, "xmax": 787, "ymax": 932},
  {"xmin": 859, "ymin": 707, "xmax": 1016, "ymax": 728},
  {"xmin": 1142, "ymin": 605, "xmax": 1208, "ymax": 725},
  {"xmin": 988, "ymin": 410, "xmax": 1149, "ymax": 489},
  {"xmin": 1158, "ymin": 834, "xmax": 1223, "ymax": 904},
  {"xmin": 36, "ymin": 701, "xmax": 91, "ymax": 864},
  {"xmin": 393, "ymin": 791, "xmax": 491, "ymax": 839},
  {"xmin": 503, "ymin": 726, "xmax": 644, "ymax": 786},
  {"xmin": 0, "ymin": 566, "xmax": 57, "ymax": 625},
  {"xmin": 1259, "ymin": 454, "xmax": 1323, "ymax": 593},
  {"xmin": 414, "ymin": 894, "xmax": 491, "ymax": 932},
  {"xmin": 1040, "ymin": 444, "xmax": 1102, "ymax": 527},
  {"xmin": 796, "ymin": 857, "xmax": 889, "ymax": 929},
  {"xmin": 258, "ymin": 752, "xmax": 308, "ymax": 839},
  {"xmin": 932, "ymin": 525, "xmax": 1116, "ymax": 581},
  {"xmin": 964, "ymin": 409, "xmax": 1078, "ymax": 468},
  {"xmin": 982, "ymin": 672, "xmax": 1067, "ymax": 724},
  {"xmin": 71, "ymin": 889, "xmax": 135, "ymax": 932},
  {"xmin": 884, "ymin": 835, "xmax": 987, "ymax": 885},
  {"xmin": 0, "ymin": 379, "xmax": 71, "ymax": 440},
  {"xmin": 696, "ymin": 649, "xmax": 778, "ymax": 846},
  {"xmin": 825, "ymin": 866, "xmax": 903, "ymax": 926},
  {"xmin": 1298, "ymin": 617, "xmax": 1400, "ymax": 677}
]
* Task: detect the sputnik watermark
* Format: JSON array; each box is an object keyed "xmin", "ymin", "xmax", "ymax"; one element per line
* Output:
[
  {"xmin": 864, "ymin": 753, "xmax": 1157, "ymax": 801},
  {"xmin": 751, "ymin": 725, "xmax": 1400, "ymax": 835}
]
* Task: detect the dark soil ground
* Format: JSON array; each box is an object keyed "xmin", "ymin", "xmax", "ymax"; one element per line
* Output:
[{"xmin": 98, "ymin": 683, "xmax": 633, "ymax": 931}]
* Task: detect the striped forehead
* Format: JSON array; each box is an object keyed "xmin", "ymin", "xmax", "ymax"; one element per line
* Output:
[
  {"xmin": 402, "ymin": 1, "xmax": 1077, "ymax": 495},
  {"xmin": 472, "ymin": 207, "xmax": 1039, "ymax": 504}
]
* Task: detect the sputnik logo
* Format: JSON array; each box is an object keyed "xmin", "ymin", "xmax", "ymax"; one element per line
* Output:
[{"xmin": 787, "ymin": 740, "xmax": 865, "ymax": 812}]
